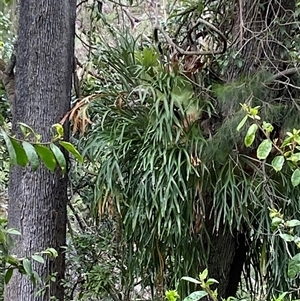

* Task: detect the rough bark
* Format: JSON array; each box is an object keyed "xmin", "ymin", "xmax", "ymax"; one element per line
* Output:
[{"xmin": 4, "ymin": 1, "xmax": 76, "ymax": 301}]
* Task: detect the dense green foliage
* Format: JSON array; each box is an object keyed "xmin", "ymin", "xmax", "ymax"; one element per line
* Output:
[{"xmin": 1, "ymin": 0, "xmax": 300, "ymax": 300}]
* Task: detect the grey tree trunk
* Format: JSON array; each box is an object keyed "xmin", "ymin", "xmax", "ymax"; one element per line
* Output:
[{"xmin": 4, "ymin": 1, "xmax": 76, "ymax": 301}]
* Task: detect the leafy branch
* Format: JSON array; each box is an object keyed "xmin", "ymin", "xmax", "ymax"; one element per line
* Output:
[{"xmin": 238, "ymin": 103, "xmax": 300, "ymax": 186}]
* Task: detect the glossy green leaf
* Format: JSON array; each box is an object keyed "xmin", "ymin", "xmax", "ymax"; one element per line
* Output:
[
  {"xmin": 257, "ymin": 139, "xmax": 272, "ymax": 159},
  {"xmin": 288, "ymin": 253, "xmax": 300, "ymax": 278},
  {"xmin": 291, "ymin": 169, "xmax": 300, "ymax": 187},
  {"xmin": 271, "ymin": 155, "xmax": 284, "ymax": 172},
  {"xmin": 23, "ymin": 258, "xmax": 33, "ymax": 276},
  {"xmin": 22, "ymin": 141, "xmax": 40, "ymax": 171},
  {"xmin": 59, "ymin": 141, "xmax": 83, "ymax": 162},
  {"xmin": 34, "ymin": 145, "xmax": 56, "ymax": 172},
  {"xmin": 50, "ymin": 143, "xmax": 67, "ymax": 173},
  {"xmin": 4, "ymin": 268, "xmax": 13, "ymax": 284},
  {"xmin": 0, "ymin": 128, "xmax": 17, "ymax": 165},
  {"xmin": 11, "ymin": 138, "xmax": 28, "ymax": 167},
  {"xmin": 244, "ymin": 124, "xmax": 258, "ymax": 147},
  {"xmin": 237, "ymin": 115, "xmax": 248, "ymax": 131},
  {"xmin": 183, "ymin": 291, "xmax": 208, "ymax": 301}
]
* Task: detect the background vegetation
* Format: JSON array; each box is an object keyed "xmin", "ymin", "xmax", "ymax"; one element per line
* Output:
[{"xmin": 1, "ymin": 0, "xmax": 300, "ymax": 300}]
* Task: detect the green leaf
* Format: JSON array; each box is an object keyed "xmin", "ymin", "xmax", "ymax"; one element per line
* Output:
[
  {"xmin": 22, "ymin": 141, "xmax": 40, "ymax": 171},
  {"xmin": 6, "ymin": 228, "xmax": 21, "ymax": 235},
  {"xmin": 181, "ymin": 276, "xmax": 201, "ymax": 284},
  {"xmin": 59, "ymin": 141, "xmax": 83, "ymax": 162},
  {"xmin": 237, "ymin": 115, "xmax": 248, "ymax": 131},
  {"xmin": 34, "ymin": 145, "xmax": 56, "ymax": 172},
  {"xmin": 0, "ymin": 128, "xmax": 17, "ymax": 165},
  {"xmin": 244, "ymin": 124, "xmax": 258, "ymax": 147},
  {"xmin": 285, "ymin": 219, "xmax": 300, "ymax": 227},
  {"xmin": 291, "ymin": 169, "xmax": 300, "ymax": 187},
  {"xmin": 288, "ymin": 253, "xmax": 300, "ymax": 278},
  {"xmin": 279, "ymin": 233, "xmax": 295, "ymax": 242},
  {"xmin": 4, "ymin": 268, "xmax": 14, "ymax": 284},
  {"xmin": 50, "ymin": 143, "xmax": 67, "ymax": 173},
  {"xmin": 11, "ymin": 138, "xmax": 28, "ymax": 167},
  {"xmin": 183, "ymin": 291, "xmax": 208, "ymax": 301},
  {"xmin": 52, "ymin": 123, "xmax": 64, "ymax": 138},
  {"xmin": 32, "ymin": 254, "xmax": 45, "ymax": 264},
  {"xmin": 271, "ymin": 155, "xmax": 284, "ymax": 172},
  {"xmin": 206, "ymin": 278, "xmax": 219, "ymax": 285},
  {"xmin": 199, "ymin": 268, "xmax": 208, "ymax": 281},
  {"xmin": 257, "ymin": 139, "xmax": 272, "ymax": 159},
  {"xmin": 18, "ymin": 122, "xmax": 36, "ymax": 138},
  {"xmin": 41, "ymin": 247, "xmax": 58, "ymax": 258},
  {"xmin": 23, "ymin": 258, "xmax": 33, "ymax": 276}
]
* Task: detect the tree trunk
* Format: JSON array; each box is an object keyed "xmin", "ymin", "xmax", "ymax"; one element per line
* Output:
[
  {"xmin": 205, "ymin": 0, "xmax": 295, "ymax": 298},
  {"xmin": 4, "ymin": 1, "xmax": 76, "ymax": 300}
]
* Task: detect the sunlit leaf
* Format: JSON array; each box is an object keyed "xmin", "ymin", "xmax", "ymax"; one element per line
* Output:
[
  {"xmin": 22, "ymin": 141, "xmax": 40, "ymax": 171},
  {"xmin": 257, "ymin": 139, "xmax": 272, "ymax": 159},
  {"xmin": 237, "ymin": 115, "xmax": 248, "ymax": 131},
  {"xmin": 244, "ymin": 124, "xmax": 258, "ymax": 147},
  {"xmin": 271, "ymin": 155, "xmax": 284, "ymax": 172},
  {"xmin": 181, "ymin": 276, "xmax": 201, "ymax": 284},
  {"xmin": 34, "ymin": 145, "xmax": 56, "ymax": 172}
]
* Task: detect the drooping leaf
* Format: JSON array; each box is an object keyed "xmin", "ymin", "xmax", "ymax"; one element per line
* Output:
[
  {"xmin": 257, "ymin": 139, "xmax": 272, "ymax": 159},
  {"xmin": 244, "ymin": 124, "xmax": 258, "ymax": 147},
  {"xmin": 183, "ymin": 291, "xmax": 208, "ymax": 301},
  {"xmin": 271, "ymin": 155, "xmax": 284, "ymax": 172},
  {"xmin": 34, "ymin": 144, "xmax": 56, "ymax": 172},
  {"xmin": 4, "ymin": 268, "xmax": 14, "ymax": 284},
  {"xmin": 291, "ymin": 169, "xmax": 300, "ymax": 187},
  {"xmin": 288, "ymin": 253, "xmax": 300, "ymax": 278},
  {"xmin": 0, "ymin": 128, "xmax": 17, "ymax": 165},
  {"xmin": 11, "ymin": 138, "xmax": 28, "ymax": 167},
  {"xmin": 22, "ymin": 141, "xmax": 40, "ymax": 171},
  {"xmin": 23, "ymin": 258, "xmax": 33, "ymax": 276},
  {"xmin": 59, "ymin": 141, "xmax": 83, "ymax": 162},
  {"xmin": 50, "ymin": 143, "xmax": 67, "ymax": 173}
]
